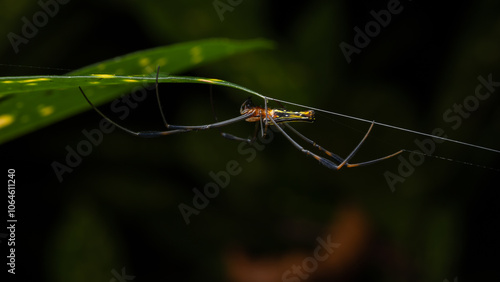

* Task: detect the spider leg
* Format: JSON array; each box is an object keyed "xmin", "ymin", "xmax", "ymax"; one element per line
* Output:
[
  {"xmin": 155, "ymin": 66, "xmax": 169, "ymax": 128},
  {"xmin": 268, "ymin": 117, "xmax": 341, "ymax": 170},
  {"xmin": 79, "ymin": 86, "xmax": 253, "ymax": 138},
  {"xmin": 343, "ymin": 149, "xmax": 403, "ymax": 168},
  {"xmin": 218, "ymin": 122, "xmax": 259, "ymax": 143},
  {"xmin": 284, "ymin": 121, "xmax": 403, "ymax": 169},
  {"xmin": 209, "ymin": 84, "xmax": 257, "ymax": 144},
  {"xmin": 283, "ymin": 123, "xmax": 345, "ymax": 163},
  {"xmin": 153, "ymin": 66, "xmax": 220, "ymax": 132}
]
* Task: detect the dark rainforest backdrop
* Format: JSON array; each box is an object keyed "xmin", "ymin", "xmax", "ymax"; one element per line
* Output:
[{"xmin": 0, "ymin": 0, "xmax": 499, "ymax": 281}]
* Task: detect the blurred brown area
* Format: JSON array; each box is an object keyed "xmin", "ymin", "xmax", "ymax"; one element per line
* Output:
[
  {"xmin": 225, "ymin": 205, "xmax": 370, "ymax": 282},
  {"xmin": 224, "ymin": 204, "xmax": 421, "ymax": 282}
]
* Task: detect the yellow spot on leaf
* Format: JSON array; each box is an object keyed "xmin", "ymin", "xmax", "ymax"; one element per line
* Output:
[
  {"xmin": 197, "ymin": 79, "xmax": 215, "ymax": 84},
  {"xmin": 26, "ymin": 83, "xmax": 38, "ymax": 86},
  {"xmin": 2, "ymin": 80, "xmax": 13, "ymax": 84},
  {"xmin": 139, "ymin": 57, "xmax": 151, "ymax": 67},
  {"xmin": 39, "ymin": 105, "xmax": 54, "ymax": 117},
  {"xmin": 19, "ymin": 78, "xmax": 50, "ymax": 83},
  {"xmin": 0, "ymin": 115, "xmax": 14, "ymax": 128},
  {"xmin": 91, "ymin": 74, "xmax": 115, "ymax": 78},
  {"xmin": 190, "ymin": 46, "xmax": 203, "ymax": 64},
  {"xmin": 123, "ymin": 79, "xmax": 139, "ymax": 83},
  {"xmin": 197, "ymin": 78, "xmax": 223, "ymax": 84},
  {"xmin": 156, "ymin": 58, "xmax": 168, "ymax": 66}
]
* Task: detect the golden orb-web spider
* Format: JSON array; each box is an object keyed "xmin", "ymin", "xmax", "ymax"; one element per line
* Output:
[{"xmin": 79, "ymin": 68, "xmax": 403, "ymax": 170}]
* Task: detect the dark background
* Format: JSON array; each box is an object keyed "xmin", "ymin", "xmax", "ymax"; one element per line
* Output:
[{"xmin": 1, "ymin": 0, "xmax": 499, "ymax": 281}]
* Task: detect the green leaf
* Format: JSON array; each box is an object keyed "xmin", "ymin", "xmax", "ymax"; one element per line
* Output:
[{"xmin": 0, "ymin": 38, "xmax": 273, "ymax": 144}]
